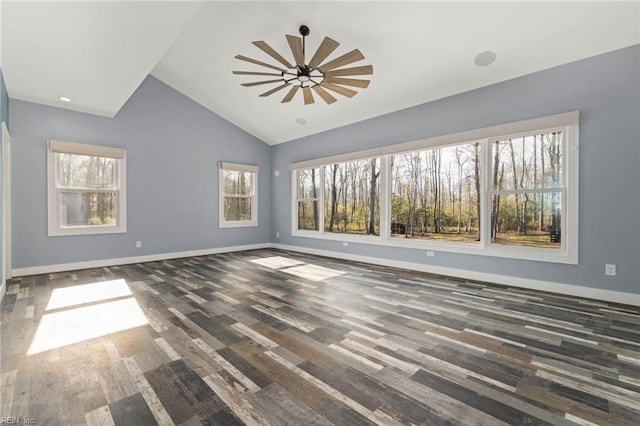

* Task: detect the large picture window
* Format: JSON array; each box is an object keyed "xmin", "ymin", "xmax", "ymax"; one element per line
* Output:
[
  {"xmin": 324, "ymin": 159, "xmax": 379, "ymax": 235},
  {"xmin": 391, "ymin": 142, "xmax": 480, "ymax": 243},
  {"xmin": 47, "ymin": 140, "xmax": 126, "ymax": 236},
  {"xmin": 219, "ymin": 162, "xmax": 258, "ymax": 228},
  {"xmin": 291, "ymin": 112, "xmax": 578, "ymax": 264}
]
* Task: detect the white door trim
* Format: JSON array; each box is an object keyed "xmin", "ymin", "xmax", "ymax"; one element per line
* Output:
[{"xmin": 2, "ymin": 121, "xmax": 11, "ymax": 291}]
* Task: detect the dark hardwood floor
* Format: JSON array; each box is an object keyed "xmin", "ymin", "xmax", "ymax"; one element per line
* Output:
[{"xmin": 1, "ymin": 248, "xmax": 639, "ymax": 425}]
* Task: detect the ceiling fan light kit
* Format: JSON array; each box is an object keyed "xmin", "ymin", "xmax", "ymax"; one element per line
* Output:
[{"xmin": 233, "ymin": 25, "xmax": 373, "ymax": 105}]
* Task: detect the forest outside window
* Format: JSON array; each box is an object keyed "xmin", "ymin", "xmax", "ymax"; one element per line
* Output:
[
  {"xmin": 297, "ymin": 168, "xmax": 320, "ymax": 231},
  {"xmin": 219, "ymin": 162, "xmax": 258, "ymax": 228},
  {"xmin": 490, "ymin": 131, "xmax": 564, "ymax": 250},
  {"xmin": 291, "ymin": 112, "xmax": 578, "ymax": 264},
  {"xmin": 391, "ymin": 142, "xmax": 480, "ymax": 244},
  {"xmin": 324, "ymin": 159, "xmax": 380, "ymax": 236},
  {"xmin": 47, "ymin": 140, "xmax": 126, "ymax": 236}
]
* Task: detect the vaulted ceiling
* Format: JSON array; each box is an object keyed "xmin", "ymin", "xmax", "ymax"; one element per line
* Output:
[{"xmin": 2, "ymin": 1, "xmax": 639, "ymax": 145}]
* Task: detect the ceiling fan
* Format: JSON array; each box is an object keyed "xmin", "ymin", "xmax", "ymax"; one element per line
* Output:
[{"xmin": 233, "ymin": 25, "xmax": 373, "ymax": 105}]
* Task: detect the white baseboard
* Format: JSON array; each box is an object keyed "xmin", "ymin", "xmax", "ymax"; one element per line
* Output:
[
  {"xmin": 272, "ymin": 243, "xmax": 640, "ymax": 307},
  {"xmin": 10, "ymin": 242, "xmax": 639, "ymax": 307},
  {"xmin": 11, "ymin": 243, "xmax": 272, "ymax": 277}
]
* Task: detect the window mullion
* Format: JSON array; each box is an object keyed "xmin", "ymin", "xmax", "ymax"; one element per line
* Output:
[
  {"xmin": 319, "ymin": 166, "xmax": 325, "ymax": 233},
  {"xmin": 379, "ymin": 155, "xmax": 390, "ymax": 240}
]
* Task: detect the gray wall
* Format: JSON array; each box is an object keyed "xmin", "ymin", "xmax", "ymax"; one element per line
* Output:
[
  {"xmin": 11, "ymin": 76, "xmax": 271, "ymax": 269},
  {"xmin": 271, "ymin": 45, "xmax": 640, "ymax": 294}
]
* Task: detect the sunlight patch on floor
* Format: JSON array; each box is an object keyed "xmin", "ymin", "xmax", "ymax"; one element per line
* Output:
[
  {"xmin": 250, "ymin": 256, "xmax": 304, "ymax": 269},
  {"xmin": 282, "ymin": 264, "xmax": 346, "ymax": 282},
  {"xmin": 251, "ymin": 256, "xmax": 346, "ymax": 281},
  {"xmin": 45, "ymin": 279, "xmax": 132, "ymax": 311},
  {"xmin": 28, "ymin": 280, "xmax": 148, "ymax": 355}
]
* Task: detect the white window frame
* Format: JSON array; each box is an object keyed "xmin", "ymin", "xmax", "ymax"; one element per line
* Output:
[
  {"xmin": 219, "ymin": 162, "xmax": 258, "ymax": 228},
  {"xmin": 295, "ymin": 167, "xmax": 321, "ymax": 232},
  {"xmin": 47, "ymin": 140, "xmax": 127, "ymax": 236},
  {"xmin": 290, "ymin": 112, "xmax": 579, "ymax": 264}
]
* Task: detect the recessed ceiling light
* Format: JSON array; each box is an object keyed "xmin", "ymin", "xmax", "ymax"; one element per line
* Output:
[
  {"xmin": 58, "ymin": 96, "xmax": 72, "ymax": 102},
  {"xmin": 296, "ymin": 118, "xmax": 307, "ymax": 125},
  {"xmin": 474, "ymin": 51, "xmax": 497, "ymax": 67}
]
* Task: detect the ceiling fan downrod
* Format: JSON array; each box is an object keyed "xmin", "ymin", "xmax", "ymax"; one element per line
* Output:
[{"xmin": 298, "ymin": 25, "xmax": 311, "ymax": 83}]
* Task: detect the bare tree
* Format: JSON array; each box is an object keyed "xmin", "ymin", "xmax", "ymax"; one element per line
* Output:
[
  {"xmin": 341, "ymin": 166, "xmax": 348, "ymax": 232},
  {"xmin": 507, "ymin": 139, "xmax": 522, "ymax": 233},
  {"xmin": 405, "ymin": 153, "xmax": 420, "ymax": 237},
  {"xmin": 455, "ymin": 147, "xmax": 467, "ymax": 233},
  {"xmin": 311, "ymin": 168, "xmax": 319, "ymax": 230},
  {"xmin": 520, "ymin": 137, "xmax": 529, "ymax": 234},
  {"xmin": 474, "ymin": 143, "xmax": 481, "ymax": 240},
  {"xmin": 491, "ymin": 141, "xmax": 502, "ymax": 240},
  {"xmin": 547, "ymin": 132, "xmax": 562, "ymax": 241},
  {"xmin": 327, "ymin": 164, "xmax": 338, "ymax": 232},
  {"xmin": 429, "ymin": 149, "xmax": 442, "ymax": 233},
  {"xmin": 367, "ymin": 158, "xmax": 379, "ymax": 235},
  {"xmin": 540, "ymin": 135, "xmax": 546, "ymax": 230}
]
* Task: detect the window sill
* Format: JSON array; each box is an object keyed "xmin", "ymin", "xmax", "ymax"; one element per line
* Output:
[
  {"xmin": 291, "ymin": 230, "xmax": 577, "ymax": 265},
  {"xmin": 48, "ymin": 225, "xmax": 127, "ymax": 237},
  {"xmin": 219, "ymin": 221, "xmax": 258, "ymax": 229}
]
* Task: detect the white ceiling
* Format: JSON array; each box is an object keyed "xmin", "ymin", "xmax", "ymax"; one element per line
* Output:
[{"xmin": 2, "ymin": 1, "xmax": 639, "ymax": 145}]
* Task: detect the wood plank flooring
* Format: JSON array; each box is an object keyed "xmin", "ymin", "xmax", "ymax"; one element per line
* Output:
[{"xmin": 1, "ymin": 248, "xmax": 639, "ymax": 425}]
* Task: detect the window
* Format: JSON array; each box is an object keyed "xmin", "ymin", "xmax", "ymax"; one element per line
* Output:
[
  {"xmin": 390, "ymin": 142, "xmax": 480, "ymax": 243},
  {"xmin": 324, "ymin": 158, "xmax": 379, "ymax": 235},
  {"xmin": 219, "ymin": 162, "xmax": 258, "ymax": 228},
  {"xmin": 48, "ymin": 140, "xmax": 126, "ymax": 236},
  {"xmin": 490, "ymin": 131, "xmax": 564, "ymax": 249},
  {"xmin": 296, "ymin": 168, "xmax": 320, "ymax": 231},
  {"xmin": 291, "ymin": 112, "xmax": 578, "ymax": 264}
]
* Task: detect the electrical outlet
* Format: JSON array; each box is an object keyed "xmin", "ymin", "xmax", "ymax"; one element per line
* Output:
[
  {"xmin": 274, "ymin": 170, "xmax": 280, "ymax": 176},
  {"xmin": 276, "ymin": 232, "xmax": 280, "ymax": 238},
  {"xmin": 342, "ymin": 242, "xmax": 349, "ymax": 247},
  {"xmin": 136, "ymin": 241, "xmax": 142, "ymax": 248},
  {"xmin": 605, "ymin": 264, "xmax": 616, "ymax": 276},
  {"xmin": 426, "ymin": 251, "xmax": 435, "ymax": 257}
]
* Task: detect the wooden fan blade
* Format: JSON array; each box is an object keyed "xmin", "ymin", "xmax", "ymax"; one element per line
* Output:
[
  {"xmin": 311, "ymin": 85, "xmax": 337, "ymax": 105},
  {"xmin": 321, "ymin": 82, "xmax": 358, "ymax": 98},
  {"xmin": 241, "ymin": 79, "xmax": 284, "ymax": 87},
  {"xmin": 317, "ymin": 49, "xmax": 364, "ymax": 71},
  {"xmin": 281, "ymin": 86, "xmax": 300, "ymax": 103},
  {"xmin": 235, "ymin": 55, "xmax": 285, "ymax": 72},
  {"xmin": 302, "ymin": 86, "xmax": 314, "ymax": 105},
  {"xmin": 260, "ymin": 82, "xmax": 291, "ymax": 97},
  {"xmin": 286, "ymin": 35, "xmax": 304, "ymax": 67},
  {"xmin": 252, "ymin": 41, "xmax": 293, "ymax": 68},
  {"xmin": 233, "ymin": 71, "xmax": 283, "ymax": 77},
  {"xmin": 308, "ymin": 37, "xmax": 340, "ymax": 68},
  {"xmin": 325, "ymin": 65, "xmax": 373, "ymax": 77},
  {"xmin": 324, "ymin": 77, "xmax": 370, "ymax": 88}
]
